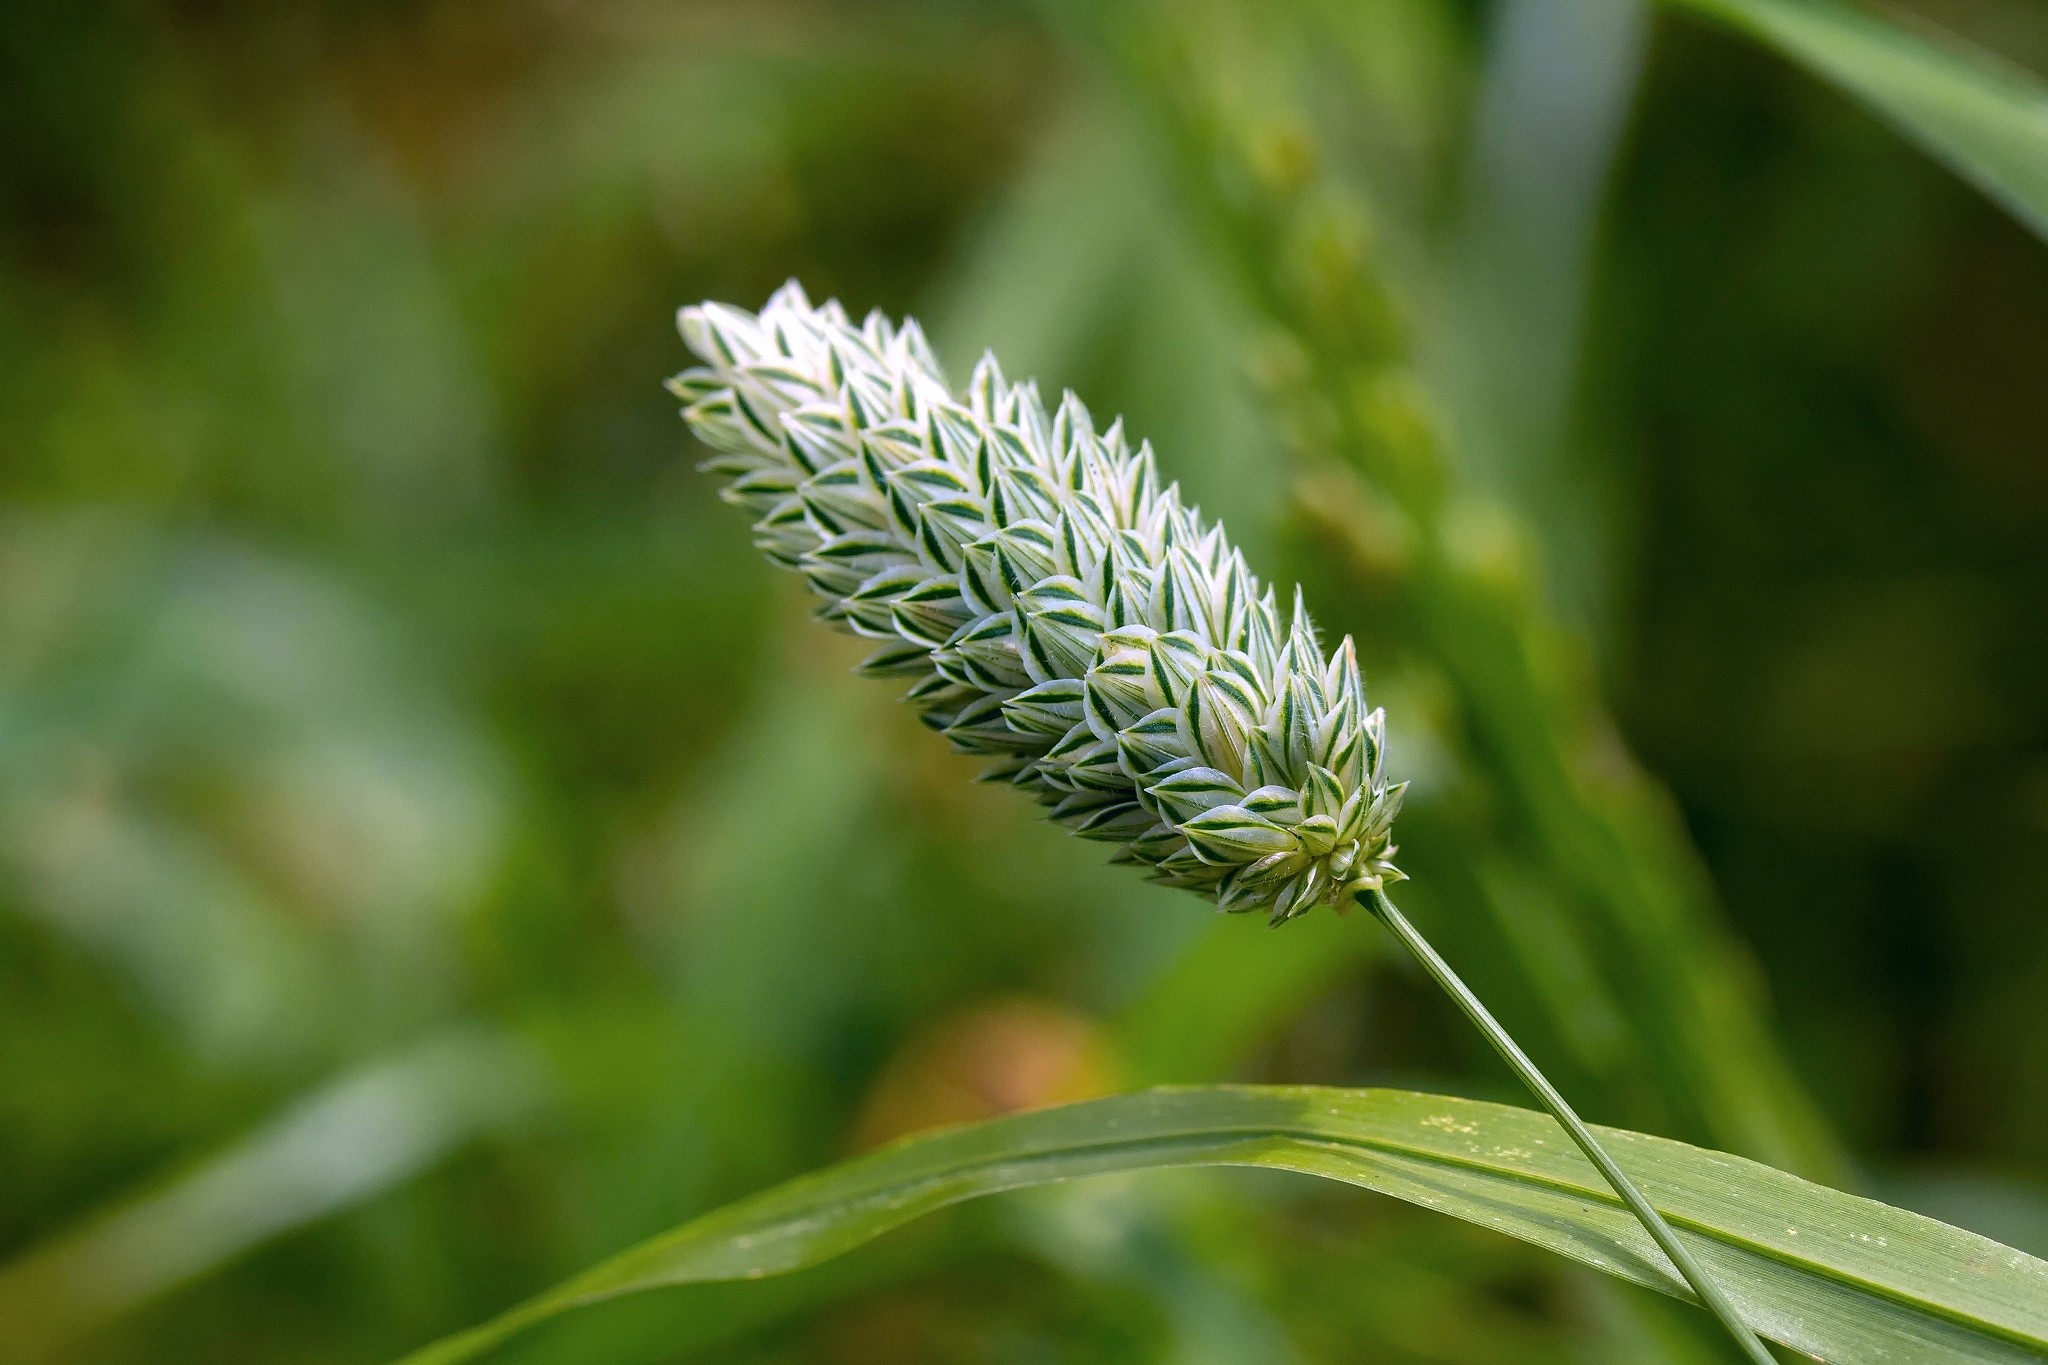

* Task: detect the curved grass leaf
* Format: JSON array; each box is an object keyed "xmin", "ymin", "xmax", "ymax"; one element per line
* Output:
[
  {"xmin": 395, "ymin": 1086, "xmax": 2048, "ymax": 1365},
  {"xmin": 1669, "ymin": 0, "xmax": 2048, "ymax": 243}
]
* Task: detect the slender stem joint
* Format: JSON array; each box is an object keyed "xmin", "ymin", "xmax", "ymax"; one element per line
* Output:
[{"xmin": 1362, "ymin": 889, "xmax": 1776, "ymax": 1365}]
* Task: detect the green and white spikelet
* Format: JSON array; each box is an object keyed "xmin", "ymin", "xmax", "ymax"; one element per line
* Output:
[{"xmin": 671, "ymin": 282, "xmax": 1405, "ymax": 923}]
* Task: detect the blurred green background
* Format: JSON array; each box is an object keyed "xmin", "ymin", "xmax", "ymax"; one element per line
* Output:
[{"xmin": 3, "ymin": 1, "xmax": 2046, "ymax": 1361}]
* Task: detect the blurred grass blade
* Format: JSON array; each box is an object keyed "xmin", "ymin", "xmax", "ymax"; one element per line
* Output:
[
  {"xmin": 1670, "ymin": 0, "xmax": 2048, "ymax": 242},
  {"xmin": 0, "ymin": 1028, "xmax": 545, "ymax": 1361},
  {"xmin": 396, "ymin": 1086, "xmax": 2048, "ymax": 1365}
]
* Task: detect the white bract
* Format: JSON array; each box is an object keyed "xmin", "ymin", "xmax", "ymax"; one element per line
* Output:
[{"xmin": 672, "ymin": 282, "xmax": 1403, "ymax": 922}]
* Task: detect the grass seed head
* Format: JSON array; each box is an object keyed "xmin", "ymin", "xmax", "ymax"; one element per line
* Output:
[{"xmin": 673, "ymin": 281, "xmax": 1404, "ymax": 923}]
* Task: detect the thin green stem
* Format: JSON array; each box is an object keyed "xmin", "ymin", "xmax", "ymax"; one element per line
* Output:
[{"xmin": 1362, "ymin": 888, "xmax": 1777, "ymax": 1365}]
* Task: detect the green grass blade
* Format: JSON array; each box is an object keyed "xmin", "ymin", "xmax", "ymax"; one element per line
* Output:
[
  {"xmin": 1668, "ymin": 0, "xmax": 2048, "ymax": 242},
  {"xmin": 0, "ymin": 1029, "xmax": 546, "ymax": 1363},
  {"xmin": 394, "ymin": 1086, "xmax": 2048, "ymax": 1365}
]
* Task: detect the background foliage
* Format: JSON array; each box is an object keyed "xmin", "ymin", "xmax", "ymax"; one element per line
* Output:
[{"xmin": 2, "ymin": 0, "xmax": 2045, "ymax": 1361}]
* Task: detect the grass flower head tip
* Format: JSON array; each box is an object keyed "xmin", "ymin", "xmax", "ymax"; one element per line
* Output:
[{"xmin": 672, "ymin": 281, "xmax": 1404, "ymax": 923}]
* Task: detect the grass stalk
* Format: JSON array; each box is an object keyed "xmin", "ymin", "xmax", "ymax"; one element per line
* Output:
[{"xmin": 1364, "ymin": 887, "xmax": 1777, "ymax": 1364}]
